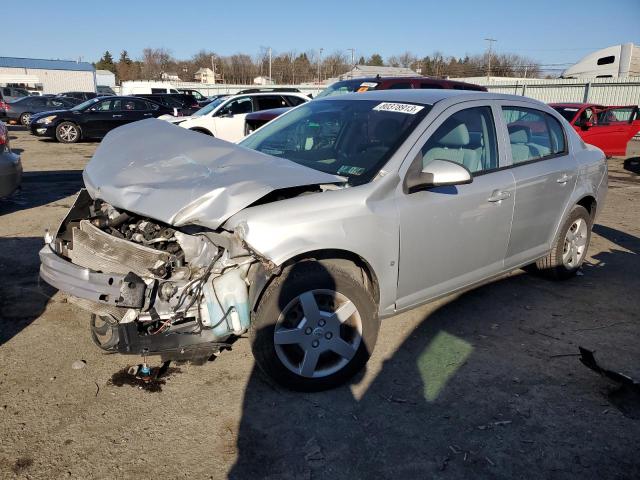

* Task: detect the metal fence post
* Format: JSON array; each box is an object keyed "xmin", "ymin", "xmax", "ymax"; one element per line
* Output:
[
  {"xmin": 522, "ymin": 84, "xmax": 527, "ymax": 97},
  {"xmin": 583, "ymin": 82, "xmax": 591, "ymax": 103}
]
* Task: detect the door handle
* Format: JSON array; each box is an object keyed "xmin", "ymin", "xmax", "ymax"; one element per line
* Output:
[
  {"xmin": 556, "ymin": 173, "xmax": 572, "ymax": 184},
  {"xmin": 143, "ymin": 113, "xmax": 152, "ymax": 116},
  {"xmin": 112, "ymin": 114, "xmax": 122, "ymax": 118},
  {"xmin": 488, "ymin": 190, "xmax": 511, "ymax": 203}
]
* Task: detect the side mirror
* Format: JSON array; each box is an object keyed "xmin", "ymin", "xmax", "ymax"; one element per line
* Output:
[
  {"xmin": 404, "ymin": 159, "xmax": 472, "ymax": 193},
  {"xmin": 581, "ymin": 121, "xmax": 593, "ymax": 130}
]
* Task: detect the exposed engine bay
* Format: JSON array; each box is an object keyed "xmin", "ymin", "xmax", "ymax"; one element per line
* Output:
[{"xmin": 45, "ymin": 189, "xmax": 270, "ymax": 360}]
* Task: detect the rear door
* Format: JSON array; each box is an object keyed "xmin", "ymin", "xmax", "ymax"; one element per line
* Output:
[
  {"xmin": 121, "ymin": 98, "xmax": 154, "ymax": 124},
  {"xmin": 84, "ymin": 98, "xmax": 124, "ymax": 136},
  {"xmin": 580, "ymin": 106, "xmax": 640, "ymax": 157},
  {"xmin": 500, "ymin": 104, "xmax": 577, "ymax": 268}
]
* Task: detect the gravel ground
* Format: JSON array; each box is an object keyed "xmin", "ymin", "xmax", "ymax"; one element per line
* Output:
[{"xmin": 1, "ymin": 127, "xmax": 639, "ymax": 480}]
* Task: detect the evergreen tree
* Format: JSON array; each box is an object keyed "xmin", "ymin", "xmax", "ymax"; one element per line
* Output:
[{"xmin": 367, "ymin": 54, "xmax": 384, "ymax": 66}]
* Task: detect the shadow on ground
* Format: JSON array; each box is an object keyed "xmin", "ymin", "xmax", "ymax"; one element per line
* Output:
[
  {"xmin": 229, "ymin": 225, "xmax": 640, "ymax": 479},
  {"xmin": 0, "ymin": 170, "xmax": 83, "ymax": 215},
  {"xmin": 0, "ymin": 237, "xmax": 56, "ymax": 345}
]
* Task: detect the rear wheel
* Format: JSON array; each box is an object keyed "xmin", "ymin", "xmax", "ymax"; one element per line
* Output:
[
  {"xmin": 530, "ymin": 205, "xmax": 592, "ymax": 279},
  {"xmin": 19, "ymin": 112, "xmax": 32, "ymax": 126},
  {"xmin": 56, "ymin": 122, "xmax": 80, "ymax": 143},
  {"xmin": 250, "ymin": 260, "xmax": 379, "ymax": 391}
]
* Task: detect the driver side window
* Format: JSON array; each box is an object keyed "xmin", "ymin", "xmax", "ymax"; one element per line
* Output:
[
  {"xmin": 420, "ymin": 107, "xmax": 498, "ymax": 174},
  {"xmin": 220, "ymin": 97, "xmax": 253, "ymax": 116}
]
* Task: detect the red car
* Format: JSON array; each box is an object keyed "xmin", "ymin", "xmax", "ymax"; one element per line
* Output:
[
  {"xmin": 550, "ymin": 103, "xmax": 640, "ymax": 157},
  {"xmin": 245, "ymin": 76, "xmax": 486, "ymax": 135}
]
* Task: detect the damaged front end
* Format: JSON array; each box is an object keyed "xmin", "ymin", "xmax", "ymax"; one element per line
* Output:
[{"xmin": 40, "ymin": 189, "xmax": 263, "ymax": 360}]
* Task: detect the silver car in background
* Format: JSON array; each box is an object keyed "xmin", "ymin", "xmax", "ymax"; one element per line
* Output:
[
  {"xmin": 39, "ymin": 90, "xmax": 607, "ymax": 391},
  {"xmin": 0, "ymin": 121, "xmax": 22, "ymax": 198}
]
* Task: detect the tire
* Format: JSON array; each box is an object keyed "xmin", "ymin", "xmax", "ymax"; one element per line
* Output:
[
  {"xmin": 19, "ymin": 112, "xmax": 32, "ymax": 126},
  {"xmin": 250, "ymin": 260, "xmax": 379, "ymax": 392},
  {"xmin": 530, "ymin": 205, "xmax": 592, "ymax": 280},
  {"xmin": 55, "ymin": 121, "xmax": 81, "ymax": 143}
]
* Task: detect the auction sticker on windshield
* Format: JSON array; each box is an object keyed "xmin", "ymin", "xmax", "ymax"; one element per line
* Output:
[{"xmin": 373, "ymin": 102, "xmax": 425, "ymax": 114}]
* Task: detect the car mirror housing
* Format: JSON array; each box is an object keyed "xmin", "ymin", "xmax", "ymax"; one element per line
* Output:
[{"xmin": 404, "ymin": 158, "xmax": 472, "ymax": 193}]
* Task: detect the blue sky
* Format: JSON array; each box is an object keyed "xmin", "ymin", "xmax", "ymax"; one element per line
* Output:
[{"xmin": 5, "ymin": 0, "xmax": 639, "ymax": 69}]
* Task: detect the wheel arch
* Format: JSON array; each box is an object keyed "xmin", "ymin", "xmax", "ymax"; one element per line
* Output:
[
  {"xmin": 248, "ymin": 248, "xmax": 381, "ymax": 314},
  {"xmin": 189, "ymin": 127, "xmax": 214, "ymax": 136},
  {"xmin": 576, "ymin": 195, "xmax": 597, "ymax": 221}
]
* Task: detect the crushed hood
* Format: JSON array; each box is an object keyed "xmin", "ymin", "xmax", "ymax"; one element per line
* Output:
[{"xmin": 83, "ymin": 119, "xmax": 344, "ymax": 229}]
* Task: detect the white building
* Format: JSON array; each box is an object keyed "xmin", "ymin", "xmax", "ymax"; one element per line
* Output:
[
  {"xmin": 161, "ymin": 72, "xmax": 181, "ymax": 82},
  {"xmin": 253, "ymin": 76, "xmax": 275, "ymax": 85},
  {"xmin": 0, "ymin": 57, "xmax": 95, "ymax": 94},
  {"xmin": 562, "ymin": 43, "xmax": 640, "ymax": 79},
  {"xmin": 95, "ymin": 69, "xmax": 116, "ymax": 88},
  {"xmin": 194, "ymin": 67, "xmax": 216, "ymax": 84}
]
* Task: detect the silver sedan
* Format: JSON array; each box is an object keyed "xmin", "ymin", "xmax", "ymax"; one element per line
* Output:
[
  {"xmin": 39, "ymin": 90, "xmax": 607, "ymax": 391},
  {"xmin": 0, "ymin": 121, "xmax": 22, "ymax": 198}
]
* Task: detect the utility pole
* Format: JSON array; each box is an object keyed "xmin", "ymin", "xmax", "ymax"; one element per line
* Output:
[
  {"xmin": 347, "ymin": 48, "xmax": 355, "ymax": 78},
  {"xmin": 211, "ymin": 55, "xmax": 217, "ymax": 85},
  {"xmin": 268, "ymin": 47, "xmax": 272, "ymax": 84},
  {"xmin": 484, "ymin": 38, "xmax": 497, "ymax": 80},
  {"xmin": 317, "ymin": 48, "xmax": 324, "ymax": 84}
]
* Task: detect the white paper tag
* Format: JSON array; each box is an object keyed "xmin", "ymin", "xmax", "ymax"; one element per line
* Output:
[
  {"xmin": 360, "ymin": 82, "xmax": 379, "ymax": 88},
  {"xmin": 373, "ymin": 102, "xmax": 425, "ymax": 114}
]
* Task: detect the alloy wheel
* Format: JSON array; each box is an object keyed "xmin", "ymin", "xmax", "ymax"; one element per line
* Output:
[
  {"xmin": 59, "ymin": 124, "xmax": 78, "ymax": 142},
  {"xmin": 274, "ymin": 289, "xmax": 362, "ymax": 378},
  {"xmin": 562, "ymin": 218, "xmax": 588, "ymax": 268}
]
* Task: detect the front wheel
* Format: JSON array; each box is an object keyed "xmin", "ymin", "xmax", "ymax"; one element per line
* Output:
[
  {"xmin": 55, "ymin": 122, "xmax": 80, "ymax": 143},
  {"xmin": 250, "ymin": 260, "xmax": 379, "ymax": 391},
  {"xmin": 530, "ymin": 205, "xmax": 592, "ymax": 279}
]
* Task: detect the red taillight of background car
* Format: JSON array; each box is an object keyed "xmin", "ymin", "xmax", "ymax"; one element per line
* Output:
[
  {"xmin": 191, "ymin": 103, "xmax": 199, "ymax": 108},
  {"xmin": 0, "ymin": 122, "xmax": 7, "ymax": 146},
  {"xmin": 0, "ymin": 101, "xmax": 10, "ymax": 111}
]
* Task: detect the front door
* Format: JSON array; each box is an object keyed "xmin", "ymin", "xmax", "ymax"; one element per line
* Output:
[
  {"xmin": 213, "ymin": 96, "xmax": 254, "ymax": 142},
  {"xmin": 500, "ymin": 104, "xmax": 578, "ymax": 267},
  {"xmin": 580, "ymin": 106, "xmax": 640, "ymax": 157},
  {"xmin": 396, "ymin": 103, "xmax": 515, "ymax": 309}
]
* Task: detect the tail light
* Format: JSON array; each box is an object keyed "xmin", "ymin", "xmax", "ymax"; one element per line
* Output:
[
  {"xmin": 0, "ymin": 123, "xmax": 7, "ymax": 146},
  {"xmin": 191, "ymin": 103, "xmax": 199, "ymax": 108}
]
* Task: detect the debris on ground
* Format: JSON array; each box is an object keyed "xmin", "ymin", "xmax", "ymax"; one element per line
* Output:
[{"xmin": 71, "ymin": 360, "xmax": 86, "ymax": 370}]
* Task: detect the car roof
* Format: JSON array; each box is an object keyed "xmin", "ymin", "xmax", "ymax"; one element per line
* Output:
[
  {"xmin": 549, "ymin": 102, "xmax": 605, "ymax": 108},
  {"xmin": 315, "ymin": 89, "xmax": 547, "ymax": 107}
]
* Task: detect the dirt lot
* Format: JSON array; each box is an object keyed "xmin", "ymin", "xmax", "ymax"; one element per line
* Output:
[{"xmin": 1, "ymin": 128, "xmax": 639, "ymax": 480}]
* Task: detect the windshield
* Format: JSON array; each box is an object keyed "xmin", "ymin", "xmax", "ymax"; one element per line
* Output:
[
  {"xmin": 240, "ymin": 99, "xmax": 429, "ymax": 185},
  {"xmin": 71, "ymin": 97, "xmax": 102, "ymax": 111},
  {"xmin": 551, "ymin": 106, "xmax": 580, "ymax": 123},
  {"xmin": 316, "ymin": 79, "xmax": 381, "ymax": 99},
  {"xmin": 192, "ymin": 97, "xmax": 227, "ymax": 117}
]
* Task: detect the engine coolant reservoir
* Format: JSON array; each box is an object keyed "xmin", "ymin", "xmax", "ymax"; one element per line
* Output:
[{"xmin": 200, "ymin": 264, "xmax": 250, "ymax": 336}]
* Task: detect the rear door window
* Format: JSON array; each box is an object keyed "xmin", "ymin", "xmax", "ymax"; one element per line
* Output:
[
  {"xmin": 285, "ymin": 96, "xmax": 307, "ymax": 107},
  {"xmin": 502, "ymin": 107, "xmax": 566, "ymax": 164},
  {"xmin": 255, "ymin": 95, "xmax": 287, "ymax": 111}
]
